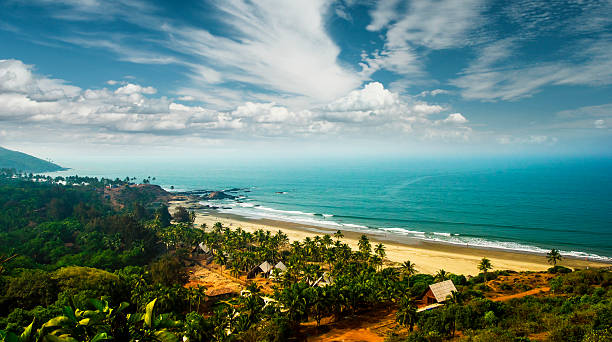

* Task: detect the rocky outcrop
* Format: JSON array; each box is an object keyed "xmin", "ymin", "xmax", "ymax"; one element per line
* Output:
[{"xmin": 207, "ymin": 191, "xmax": 235, "ymax": 200}]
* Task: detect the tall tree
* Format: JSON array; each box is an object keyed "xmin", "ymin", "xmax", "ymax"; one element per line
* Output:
[
  {"xmin": 396, "ymin": 296, "xmax": 418, "ymax": 332},
  {"xmin": 155, "ymin": 205, "xmax": 172, "ymax": 227},
  {"xmin": 435, "ymin": 269, "xmax": 449, "ymax": 282},
  {"xmin": 400, "ymin": 260, "xmax": 417, "ymax": 279},
  {"xmin": 478, "ymin": 257, "xmax": 493, "ymax": 281},
  {"xmin": 374, "ymin": 243, "xmax": 386, "ymax": 259},
  {"xmin": 547, "ymin": 248, "xmax": 562, "ymax": 266},
  {"xmin": 358, "ymin": 235, "xmax": 371, "ymax": 257}
]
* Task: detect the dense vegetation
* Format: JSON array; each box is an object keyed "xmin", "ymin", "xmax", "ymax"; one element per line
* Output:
[
  {"xmin": 0, "ymin": 175, "xmax": 610, "ymax": 341},
  {"xmin": 0, "ymin": 147, "xmax": 65, "ymax": 172}
]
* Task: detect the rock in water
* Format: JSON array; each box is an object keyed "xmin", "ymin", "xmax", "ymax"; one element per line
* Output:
[{"xmin": 207, "ymin": 191, "xmax": 235, "ymax": 200}]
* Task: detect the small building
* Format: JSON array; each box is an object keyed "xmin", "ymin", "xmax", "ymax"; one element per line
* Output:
[
  {"xmin": 198, "ymin": 242, "xmax": 211, "ymax": 254},
  {"xmin": 422, "ymin": 280, "xmax": 457, "ymax": 305},
  {"xmin": 247, "ymin": 261, "xmax": 274, "ymax": 279},
  {"xmin": 274, "ymin": 261, "xmax": 287, "ymax": 272}
]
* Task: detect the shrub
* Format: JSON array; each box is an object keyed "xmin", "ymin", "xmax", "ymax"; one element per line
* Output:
[
  {"xmin": 51, "ymin": 266, "xmax": 126, "ymax": 306},
  {"xmin": 2, "ymin": 270, "xmax": 58, "ymax": 312},
  {"xmin": 548, "ymin": 320, "xmax": 587, "ymax": 342},
  {"xmin": 484, "ymin": 311, "xmax": 497, "ymax": 327},
  {"xmin": 149, "ymin": 256, "xmax": 188, "ymax": 286},
  {"xmin": 548, "ymin": 265, "xmax": 572, "ymax": 274},
  {"xmin": 582, "ymin": 328, "xmax": 612, "ymax": 342}
]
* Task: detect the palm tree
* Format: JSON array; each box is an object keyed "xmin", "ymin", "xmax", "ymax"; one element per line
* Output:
[
  {"xmin": 435, "ymin": 269, "xmax": 449, "ymax": 282},
  {"xmin": 321, "ymin": 234, "xmax": 334, "ymax": 249},
  {"xmin": 400, "ymin": 260, "xmax": 417, "ymax": 279},
  {"xmin": 547, "ymin": 249, "xmax": 562, "ymax": 266},
  {"xmin": 333, "ymin": 230, "xmax": 344, "ymax": 240},
  {"xmin": 446, "ymin": 291, "xmax": 464, "ymax": 338},
  {"xmin": 478, "ymin": 257, "xmax": 492, "ymax": 281},
  {"xmin": 358, "ymin": 235, "xmax": 371, "ymax": 257},
  {"xmin": 374, "ymin": 243, "xmax": 386, "ymax": 259},
  {"xmin": 396, "ymin": 296, "xmax": 418, "ymax": 332}
]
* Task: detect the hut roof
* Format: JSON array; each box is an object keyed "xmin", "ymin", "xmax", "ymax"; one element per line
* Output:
[
  {"xmin": 259, "ymin": 261, "xmax": 273, "ymax": 273},
  {"xmin": 274, "ymin": 261, "xmax": 287, "ymax": 271},
  {"xmin": 428, "ymin": 280, "xmax": 457, "ymax": 302},
  {"xmin": 198, "ymin": 242, "xmax": 210, "ymax": 253}
]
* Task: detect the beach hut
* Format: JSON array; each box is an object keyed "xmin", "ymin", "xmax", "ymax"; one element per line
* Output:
[
  {"xmin": 198, "ymin": 242, "xmax": 211, "ymax": 254},
  {"xmin": 274, "ymin": 261, "xmax": 287, "ymax": 272},
  {"xmin": 247, "ymin": 261, "xmax": 274, "ymax": 279},
  {"xmin": 259, "ymin": 261, "xmax": 273, "ymax": 274},
  {"xmin": 421, "ymin": 280, "xmax": 457, "ymax": 305}
]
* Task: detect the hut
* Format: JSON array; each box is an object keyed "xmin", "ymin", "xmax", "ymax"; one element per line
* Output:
[
  {"xmin": 247, "ymin": 261, "xmax": 274, "ymax": 279},
  {"xmin": 198, "ymin": 242, "xmax": 210, "ymax": 254},
  {"xmin": 274, "ymin": 261, "xmax": 287, "ymax": 272},
  {"xmin": 421, "ymin": 280, "xmax": 457, "ymax": 305}
]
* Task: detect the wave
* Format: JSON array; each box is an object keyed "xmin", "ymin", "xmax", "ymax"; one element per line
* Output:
[
  {"xmin": 198, "ymin": 199, "xmax": 612, "ymax": 263},
  {"xmin": 331, "ymin": 214, "xmax": 612, "ymax": 236},
  {"xmin": 381, "ymin": 227, "xmax": 612, "ymax": 262}
]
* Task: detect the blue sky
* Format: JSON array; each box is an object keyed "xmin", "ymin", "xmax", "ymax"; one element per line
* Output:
[{"xmin": 0, "ymin": 0, "xmax": 611, "ymax": 159}]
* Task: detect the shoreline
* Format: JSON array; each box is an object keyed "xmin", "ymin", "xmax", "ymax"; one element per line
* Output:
[{"xmin": 170, "ymin": 201, "xmax": 611, "ymax": 276}]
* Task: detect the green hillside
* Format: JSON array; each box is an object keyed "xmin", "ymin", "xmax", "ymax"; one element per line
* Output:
[{"xmin": 0, "ymin": 146, "xmax": 66, "ymax": 172}]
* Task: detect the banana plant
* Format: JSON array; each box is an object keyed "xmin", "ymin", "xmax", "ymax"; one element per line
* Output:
[
  {"xmin": 127, "ymin": 298, "xmax": 181, "ymax": 342},
  {"xmin": 0, "ymin": 319, "xmax": 34, "ymax": 342},
  {"xmin": 0, "ymin": 298, "xmax": 126, "ymax": 342}
]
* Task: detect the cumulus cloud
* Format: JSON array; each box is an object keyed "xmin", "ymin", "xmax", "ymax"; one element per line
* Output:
[
  {"xmin": 0, "ymin": 59, "xmax": 80, "ymax": 100},
  {"xmin": 437, "ymin": 113, "xmax": 468, "ymax": 125},
  {"xmin": 114, "ymin": 83, "xmax": 156, "ymax": 95},
  {"xmin": 324, "ymin": 82, "xmax": 399, "ymax": 112},
  {"xmin": 0, "ymin": 61, "xmax": 472, "ymax": 144}
]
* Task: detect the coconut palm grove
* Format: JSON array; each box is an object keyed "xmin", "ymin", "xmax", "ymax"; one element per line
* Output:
[{"xmin": 0, "ymin": 170, "xmax": 611, "ymax": 341}]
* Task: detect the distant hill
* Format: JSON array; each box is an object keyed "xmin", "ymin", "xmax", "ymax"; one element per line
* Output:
[{"xmin": 0, "ymin": 146, "xmax": 66, "ymax": 172}]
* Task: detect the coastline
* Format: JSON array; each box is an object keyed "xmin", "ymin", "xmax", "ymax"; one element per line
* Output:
[{"xmin": 171, "ymin": 201, "xmax": 611, "ymax": 276}]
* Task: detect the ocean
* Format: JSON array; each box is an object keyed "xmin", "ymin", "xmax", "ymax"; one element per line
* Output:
[{"xmin": 47, "ymin": 156, "xmax": 612, "ymax": 261}]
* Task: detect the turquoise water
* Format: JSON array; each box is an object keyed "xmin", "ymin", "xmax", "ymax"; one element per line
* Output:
[{"xmin": 48, "ymin": 157, "xmax": 612, "ymax": 261}]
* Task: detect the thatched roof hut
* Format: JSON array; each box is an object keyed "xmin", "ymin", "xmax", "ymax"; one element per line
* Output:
[{"xmin": 422, "ymin": 280, "xmax": 457, "ymax": 305}]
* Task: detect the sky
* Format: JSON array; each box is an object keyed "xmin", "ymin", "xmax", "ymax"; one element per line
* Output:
[{"xmin": 0, "ymin": 0, "xmax": 611, "ymax": 160}]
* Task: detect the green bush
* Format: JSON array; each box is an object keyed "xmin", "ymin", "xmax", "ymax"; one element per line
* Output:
[
  {"xmin": 1, "ymin": 270, "xmax": 58, "ymax": 313},
  {"xmin": 548, "ymin": 265, "xmax": 572, "ymax": 274}
]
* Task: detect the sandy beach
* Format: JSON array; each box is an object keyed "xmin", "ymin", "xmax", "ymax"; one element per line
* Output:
[{"xmin": 170, "ymin": 201, "xmax": 611, "ymax": 276}]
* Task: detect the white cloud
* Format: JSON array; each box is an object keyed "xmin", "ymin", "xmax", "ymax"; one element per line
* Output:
[
  {"xmin": 366, "ymin": 0, "xmax": 402, "ymax": 31},
  {"xmin": 0, "ymin": 59, "xmax": 80, "ymax": 100},
  {"xmin": 594, "ymin": 119, "xmax": 606, "ymax": 129},
  {"xmin": 114, "ymin": 83, "xmax": 157, "ymax": 95},
  {"xmin": 557, "ymin": 103, "xmax": 612, "ymax": 119},
  {"xmin": 157, "ymin": 1, "xmax": 362, "ymax": 104},
  {"xmin": 412, "ymin": 103, "xmax": 445, "ymax": 115},
  {"xmin": 451, "ymin": 3, "xmax": 612, "ymax": 102},
  {"xmin": 424, "ymin": 89, "xmax": 450, "ymax": 97},
  {"xmin": 364, "ymin": 0, "xmax": 486, "ymax": 76},
  {"xmin": 324, "ymin": 82, "xmax": 399, "ymax": 112},
  {"xmin": 0, "ymin": 61, "xmax": 472, "ymax": 144},
  {"xmin": 452, "ymin": 39, "xmax": 612, "ymax": 101},
  {"xmin": 437, "ymin": 113, "xmax": 468, "ymax": 125}
]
